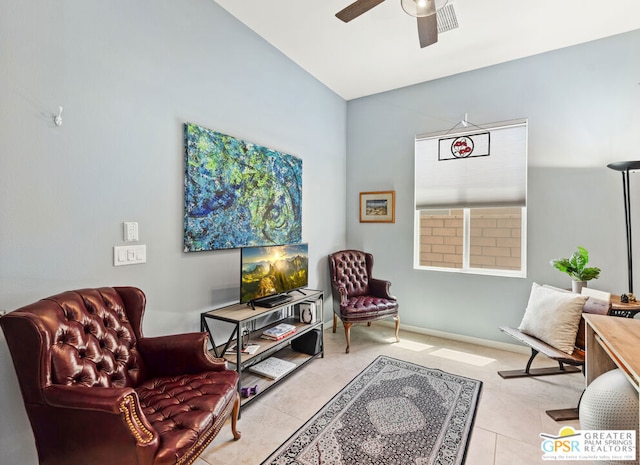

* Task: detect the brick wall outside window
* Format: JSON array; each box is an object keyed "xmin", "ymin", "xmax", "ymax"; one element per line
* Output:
[{"xmin": 419, "ymin": 208, "xmax": 522, "ymax": 270}]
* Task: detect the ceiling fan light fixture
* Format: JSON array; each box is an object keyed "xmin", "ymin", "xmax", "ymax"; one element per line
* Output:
[{"xmin": 401, "ymin": 0, "xmax": 448, "ymax": 17}]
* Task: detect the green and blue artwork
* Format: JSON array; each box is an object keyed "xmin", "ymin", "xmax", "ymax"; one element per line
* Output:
[{"xmin": 184, "ymin": 123, "xmax": 302, "ymax": 251}]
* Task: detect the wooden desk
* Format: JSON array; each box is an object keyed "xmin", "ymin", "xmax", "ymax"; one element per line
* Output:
[
  {"xmin": 583, "ymin": 313, "xmax": 640, "ymax": 392},
  {"xmin": 583, "ymin": 313, "xmax": 640, "ymax": 465}
]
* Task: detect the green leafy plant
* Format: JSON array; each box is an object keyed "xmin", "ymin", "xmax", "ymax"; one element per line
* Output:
[{"xmin": 550, "ymin": 246, "xmax": 601, "ymax": 282}]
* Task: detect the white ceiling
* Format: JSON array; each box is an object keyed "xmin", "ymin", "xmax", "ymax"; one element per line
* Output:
[{"xmin": 214, "ymin": 0, "xmax": 640, "ymax": 100}]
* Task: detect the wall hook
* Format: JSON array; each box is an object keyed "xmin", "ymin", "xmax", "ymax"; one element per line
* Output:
[{"xmin": 54, "ymin": 106, "xmax": 63, "ymax": 127}]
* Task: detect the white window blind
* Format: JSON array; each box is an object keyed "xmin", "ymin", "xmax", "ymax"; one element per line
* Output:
[{"xmin": 415, "ymin": 119, "xmax": 528, "ymax": 209}]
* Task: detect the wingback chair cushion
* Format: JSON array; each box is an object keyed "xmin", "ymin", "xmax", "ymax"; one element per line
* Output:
[{"xmin": 0, "ymin": 287, "xmax": 240, "ymax": 465}]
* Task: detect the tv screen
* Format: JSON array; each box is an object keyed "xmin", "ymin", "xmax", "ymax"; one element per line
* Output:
[{"xmin": 240, "ymin": 243, "xmax": 309, "ymax": 304}]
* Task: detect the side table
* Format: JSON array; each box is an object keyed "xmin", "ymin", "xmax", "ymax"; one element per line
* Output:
[{"xmin": 610, "ymin": 294, "xmax": 640, "ymax": 318}]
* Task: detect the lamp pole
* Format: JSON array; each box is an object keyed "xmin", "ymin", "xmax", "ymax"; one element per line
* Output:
[{"xmin": 607, "ymin": 161, "xmax": 640, "ymax": 294}]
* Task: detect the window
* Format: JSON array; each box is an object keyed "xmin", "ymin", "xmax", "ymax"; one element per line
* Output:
[
  {"xmin": 416, "ymin": 207, "xmax": 525, "ymax": 275},
  {"xmin": 413, "ymin": 119, "xmax": 527, "ymax": 277}
]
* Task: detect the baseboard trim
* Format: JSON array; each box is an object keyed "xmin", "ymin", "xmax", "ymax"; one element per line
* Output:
[{"xmin": 361, "ymin": 320, "xmax": 530, "ymax": 355}]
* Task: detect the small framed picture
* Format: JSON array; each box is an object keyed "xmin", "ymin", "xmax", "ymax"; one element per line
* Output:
[{"xmin": 359, "ymin": 191, "xmax": 395, "ymax": 223}]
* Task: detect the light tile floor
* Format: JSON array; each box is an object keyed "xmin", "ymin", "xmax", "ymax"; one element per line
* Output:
[{"xmin": 196, "ymin": 324, "xmax": 592, "ymax": 465}]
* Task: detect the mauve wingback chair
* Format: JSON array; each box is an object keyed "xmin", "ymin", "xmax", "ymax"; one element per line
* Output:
[
  {"xmin": 0, "ymin": 287, "xmax": 240, "ymax": 465},
  {"xmin": 328, "ymin": 250, "xmax": 399, "ymax": 353}
]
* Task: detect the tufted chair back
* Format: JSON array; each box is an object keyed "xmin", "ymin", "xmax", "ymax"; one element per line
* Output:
[
  {"xmin": 6, "ymin": 288, "xmax": 147, "ymax": 404},
  {"xmin": 51, "ymin": 288, "xmax": 145, "ymax": 389},
  {"xmin": 328, "ymin": 249, "xmax": 372, "ymax": 297}
]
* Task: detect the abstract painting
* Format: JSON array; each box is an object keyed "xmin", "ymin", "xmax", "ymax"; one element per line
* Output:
[{"xmin": 184, "ymin": 123, "xmax": 302, "ymax": 251}]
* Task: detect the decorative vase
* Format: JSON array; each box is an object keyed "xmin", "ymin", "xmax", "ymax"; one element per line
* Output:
[{"xmin": 572, "ymin": 280, "xmax": 587, "ymax": 293}]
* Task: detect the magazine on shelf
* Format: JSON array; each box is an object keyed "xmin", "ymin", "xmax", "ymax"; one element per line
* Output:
[
  {"xmin": 225, "ymin": 344, "xmax": 260, "ymax": 355},
  {"xmin": 248, "ymin": 357, "xmax": 297, "ymax": 380},
  {"xmin": 261, "ymin": 323, "xmax": 297, "ymax": 340},
  {"xmin": 261, "ymin": 329, "xmax": 296, "ymax": 341}
]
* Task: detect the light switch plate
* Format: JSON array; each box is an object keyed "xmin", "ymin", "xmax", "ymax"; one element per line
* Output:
[
  {"xmin": 124, "ymin": 222, "xmax": 138, "ymax": 242},
  {"xmin": 114, "ymin": 245, "xmax": 146, "ymax": 266}
]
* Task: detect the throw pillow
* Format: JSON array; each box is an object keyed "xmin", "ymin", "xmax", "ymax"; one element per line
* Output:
[{"xmin": 518, "ymin": 283, "xmax": 589, "ymax": 354}]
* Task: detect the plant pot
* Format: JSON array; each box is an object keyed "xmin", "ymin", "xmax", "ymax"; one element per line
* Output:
[{"xmin": 572, "ymin": 280, "xmax": 587, "ymax": 293}]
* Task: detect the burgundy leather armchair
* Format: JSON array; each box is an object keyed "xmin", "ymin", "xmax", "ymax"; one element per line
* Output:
[
  {"xmin": 328, "ymin": 250, "xmax": 399, "ymax": 353},
  {"xmin": 0, "ymin": 287, "xmax": 240, "ymax": 465}
]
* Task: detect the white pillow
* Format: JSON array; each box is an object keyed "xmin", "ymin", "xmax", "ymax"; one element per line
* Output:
[{"xmin": 518, "ymin": 283, "xmax": 589, "ymax": 354}]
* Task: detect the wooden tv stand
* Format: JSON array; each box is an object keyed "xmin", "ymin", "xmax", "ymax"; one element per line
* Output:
[{"xmin": 201, "ymin": 289, "xmax": 323, "ymax": 412}]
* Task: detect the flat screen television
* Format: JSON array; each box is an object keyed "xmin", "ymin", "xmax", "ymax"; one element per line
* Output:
[{"xmin": 240, "ymin": 243, "xmax": 308, "ymax": 304}]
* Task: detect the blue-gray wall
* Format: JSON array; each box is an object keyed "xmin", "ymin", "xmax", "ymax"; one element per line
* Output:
[
  {"xmin": 345, "ymin": 29, "xmax": 640, "ymax": 340},
  {"xmin": 0, "ymin": 0, "xmax": 346, "ymax": 462}
]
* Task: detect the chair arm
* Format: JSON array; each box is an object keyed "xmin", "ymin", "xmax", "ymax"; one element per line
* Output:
[
  {"xmin": 369, "ymin": 278, "xmax": 396, "ymax": 300},
  {"xmin": 331, "ymin": 283, "xmax": 349, "ymax": 306},
  {"xmin": 43, "ymin": 385, "xmax": 159, "ymax": 453},
  {"xmin": 44, "ymin": 384, "xmax": 134, "ymax": 413},
  {"xmin": 138, "ymin": 332, "xmax": 228, "ymax": 378}
]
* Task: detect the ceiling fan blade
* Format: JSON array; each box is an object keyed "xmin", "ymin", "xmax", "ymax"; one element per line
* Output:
[
  {"xmin": 417, "ymin": 14, "xmax": 438, "ymax": 48},
  {"xmin": 336, "ymin": 0, "xmax": 386, "ymax": 22}
]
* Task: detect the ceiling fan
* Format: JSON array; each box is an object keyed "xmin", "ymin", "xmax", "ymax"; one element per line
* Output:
[{"xmin": 335, "ymin": 0, "xmax": 449, "ymax": 48}]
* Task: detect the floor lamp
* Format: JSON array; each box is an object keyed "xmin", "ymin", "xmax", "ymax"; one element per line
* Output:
[{"xmin": 607, "ymin": 161, "xmax": 640, "ymax": 294}]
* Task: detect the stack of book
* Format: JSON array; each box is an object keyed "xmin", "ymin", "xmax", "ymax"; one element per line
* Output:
[{"xmin": 261, "ymin": 323, "xmax": 296, "ymax": 341}]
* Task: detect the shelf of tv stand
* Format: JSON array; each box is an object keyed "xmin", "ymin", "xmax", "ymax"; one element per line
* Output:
[
  {"xmin": 200, "ymin": 289, "xmax": 323, "ymax": 411},
  {"xmin": 228, "ymin": 344, "xmax": 320, "ymax": 410},
  {"xmin": 216, "ymin": 317, "xmax": 319, "ymax": 365}
]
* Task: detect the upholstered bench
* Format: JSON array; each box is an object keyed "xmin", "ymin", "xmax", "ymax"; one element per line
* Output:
[
  {"xmin": 498, "ymin": 325, "xmax": 585, "ymax": 377},
  {"xmin": 497, "ymin": 283, "xmax": 611, "ymax": 420},
  {"xmin": 0, "ymin": 287, "xmax": 240, "ymax": 465},
  {"xmin": 498, "ymin": 291, "xmax": 610, "ymax": 379}
]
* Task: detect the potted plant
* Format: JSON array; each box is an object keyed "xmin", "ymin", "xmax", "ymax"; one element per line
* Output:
[{"xmin": 550, "ymin": 246, "xmax": 601, "ymax": 293}]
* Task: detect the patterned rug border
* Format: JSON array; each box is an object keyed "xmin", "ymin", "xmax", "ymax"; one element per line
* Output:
[{"xmin": 261, "ymin": 355, "xmax": 483, "ymax": 465}]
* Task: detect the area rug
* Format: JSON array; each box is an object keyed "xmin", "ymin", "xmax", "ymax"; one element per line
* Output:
[{"xmin": 261, "ymin": 355, "xmax": 482, "ymax": 465}]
